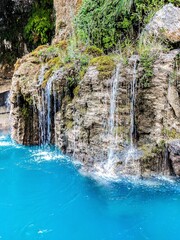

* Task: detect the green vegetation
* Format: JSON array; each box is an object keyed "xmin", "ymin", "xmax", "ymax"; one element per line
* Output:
[
  {"xmin": 24, "ymin": 0, "xmax": 55, "ymax": 47},
  {"xmin": 85, "ymin": 46, "xmax": 103, "ymax": 57},
  {"xmin": 90, "ymin": 56, "xmax": 115, "ymax": 79},
  {"xmin": 75, "ymin": 0, "xmax": 179, "ymax": 51},
  {"xmin": 139, "ymin": 52, "xmax": 156, "ymax": 88},
  {"xmin": 162, "ymin": 128, "xmax": 180, "ymax": 139}
]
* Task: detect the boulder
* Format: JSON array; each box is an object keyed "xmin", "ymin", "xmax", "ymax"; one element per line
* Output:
[{"xmin": 144, "ymin": 4, "xmax": 180, "ymax": 43}]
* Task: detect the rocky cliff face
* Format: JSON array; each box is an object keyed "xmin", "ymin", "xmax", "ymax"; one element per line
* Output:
[
  {"xmin": 9, "ymin": 3, "xmax": 180, "ymax": 178},
  {"xmin": 10, "ymin": 45, "xmax": 180, "ymax": 176},
  {"xmin": 54, "ymin": 0, "xmax": 82, "ymax": 42}
]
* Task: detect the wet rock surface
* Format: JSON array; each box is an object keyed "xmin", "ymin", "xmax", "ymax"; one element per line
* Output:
[
  {"xmin": 168, "ymin": 140, "xmax": 180, "ymax": 176},
  {"xmin": 10, "ymin": 47, "xmax": 180, "ymax": 177}
]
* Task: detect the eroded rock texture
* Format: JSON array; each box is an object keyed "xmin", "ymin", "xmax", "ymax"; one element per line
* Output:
[
  {"xmin": 54, "ymin": 0, "xmax": 82, "ymax": 42},
  {"xmin": 10, "ymin": 46, "xmax": 180, "ymax": 176},
  {"xmin": 145, "ymin": 4, "xmax": 180, "ymax": 43}
]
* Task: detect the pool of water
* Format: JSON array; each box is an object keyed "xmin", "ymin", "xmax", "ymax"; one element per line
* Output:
[{"xmin": 0, "ymin": 134, "xmax": 180, "ymax": 240}]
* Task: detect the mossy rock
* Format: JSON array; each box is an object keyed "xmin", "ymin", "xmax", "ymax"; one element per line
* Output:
[
  {"xmin": 73, "ymin": 85, "xmax": 80, "ymax": 97},
  {"xmin": 90, "ymin": 56, "xmax": 115, "ymax": 80},
  {"xmin": 31, "ymin": 45, "xmax": 48, "ymax": 57},
  {"xmin": 41, "ymin": 69, "xmax": 53, "ymax": 88},
  {"xmin": 55, "ymin": 40, "xmax": 68, "ymax": 50},
  {"xmin": 14, "ymin": 59, "xmax": 21, "ymax": 71},
  {"xmin": 162, "ymin": 128, "xmax": 180, "ymax": 139},
  {"xmin": 47, "ymin": 57, "xmax": 63, "ymax": 68},
  {"xmin": 85, "ymin": 46, "xmax": 103, "ymax": 57},
  {"xmin": 66, "ymin": 120, "xmax": 73, "ymax": 129}
]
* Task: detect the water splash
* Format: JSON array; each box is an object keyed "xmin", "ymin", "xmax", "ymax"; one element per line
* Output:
[{"xmin": 92, "ymin": 58, "xmax": 142, "ymax": 179}]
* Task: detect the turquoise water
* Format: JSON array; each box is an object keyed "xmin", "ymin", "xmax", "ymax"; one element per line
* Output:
[{"xmin": 0, "ymin": 134, "xmax": 180, "ymax": 240}]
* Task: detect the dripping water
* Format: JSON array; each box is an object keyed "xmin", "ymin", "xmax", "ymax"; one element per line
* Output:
[
  {"xmin": 130, "ymin": 56, "xmax": 138, "ymax": 147},
  {"xmin": 124, "ymin": 56, "xmax": 142, "ymax": 173},
  {"xmin": 106, "ymin": 64, "xmax": 121, "ymax": 167},
  {"xmin": 38, "ymin": 67, "xmax": 61, "ymax": 145},
  {"xmin": 38, "ymin": 65, "xmax": 47, "ymax": 144}
]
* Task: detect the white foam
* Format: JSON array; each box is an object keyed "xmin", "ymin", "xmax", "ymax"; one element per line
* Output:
[
  {"xmin": 31, "ymin": 150, "xmax": 65, "ymax": 163},
  {"xmin": 38, "ymin": 229, "xmax": 52, "ymax": 234},
  {"xmin": 0, "ymin": 142, "xmax": 12, "ymax": 147}
]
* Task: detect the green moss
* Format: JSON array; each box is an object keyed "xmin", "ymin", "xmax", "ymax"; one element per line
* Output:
[
  {"xmin": 162, "ymin": 128, "xmax": 180, "ymax": 139},
  {"xmin": 41, "ymin": 69, "xmax": 53, "ymax": 88},
  {"xmin": 47, "ymin": 57, "xmax": 63, "ymax": 68},
  {"xmin": 24, "ymin": 96, "xmax": 33, "ymax": 106},
  {"xmin": 55, "ymin": 40, "xmax": 68, "ymax": 50},
  {"xmin": 90, "ymin": 56, "xmax": 115, "ymax": 80},
  {"xmin": 85, "ymin": 46, "xmax": 103, "ymax": 57},
  {"xmin": 140, "ymin": 144, "xmax": 155, "ymax": 159},
  {"xmin": 79, "ymin": 67, "xmax": 87, "ymax": 79},
  {"xmin": 31, "ymin": 45, "xmax": 48, "ymax": 56},
  {"xmin": 73, "ymin": 85, "xmax": 80, "ymax": 97},
  {"xmin": 66, "ymin": 120, "xmax": 73, "ymax": 130},
  {"xmin": 63, "ymin": 96, "xmax": 72, "ymax": 105},
  {"xmin": 21, "ymin": 107, "xmax": 29, "ymax": 119}
]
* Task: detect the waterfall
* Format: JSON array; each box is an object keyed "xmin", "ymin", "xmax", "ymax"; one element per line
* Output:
[
  {"xmin": 38, "ymin": 68, "xmax": 60, "ymax": 145},
  {"xmin": 130, "ymin": 56, "xmax": 138, "ymax": 147},
  {"xmin": 38, "ymin": 64, "xmax": 47, "ymax": 85},
  {"xmin": 107, "ymin": 64, "xmax": 121, "ymax": 166},
  {"xmin": 38, "ymin": 65, "xmax": 47, "ymax": 144},
  {"xmin": 124, "ymin": 56, "xmax": 141, "ymax": 171}
]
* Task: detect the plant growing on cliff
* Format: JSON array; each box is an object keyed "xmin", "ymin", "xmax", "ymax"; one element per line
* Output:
[
  {"xmin": 24, "ymin": 0, "xmax": 55, "ymax": 47},
  {"xmin": 75, "ymin": 0, "xmax": 179, "ymax": 51},
  {"xmin": 139, "ymin": 52, "xmax": 156, "ymax": 88}
]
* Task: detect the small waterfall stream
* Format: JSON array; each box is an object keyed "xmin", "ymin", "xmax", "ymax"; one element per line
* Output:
[
  {"xmin": 38, "ymin": 68, "xmax": 60, "ymax": 145},
  {"xmin": 107, "ymin": 64, "xmax": 121, "ymax": 164},
  {"xmin": 38, "ymin": 65, "xmax": 47, "ymax": 144},
  {"xmin": 130, "ymin": 56, "xmax": 138, "ymax": 147},
  {"xmin": 124, "ymin": 56, "xmax": 142, "ymax": 172}
]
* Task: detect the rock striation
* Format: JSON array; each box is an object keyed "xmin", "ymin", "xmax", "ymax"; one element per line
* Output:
[{"xmin": 10, "ymin": 45, "xmax": 180, "ymax": 176}]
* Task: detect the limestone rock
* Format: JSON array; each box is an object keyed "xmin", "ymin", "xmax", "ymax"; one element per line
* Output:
[
  {"xmin": 10, "ymin": 46, "xmax": 180, "ymax": 177},
  {"xmin": 145, "ymin": 4, "xmax": 180, "ymax": 43},
  {"xmin": 53, "ymin": 0, "xmax": 82, "ymax": 42}
]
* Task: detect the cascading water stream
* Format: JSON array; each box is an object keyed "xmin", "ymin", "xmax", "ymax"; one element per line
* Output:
[
  {"xmin": 38, "ymin": 65, "xmax": 47, "ymax": 144},
  {"xmin": 38, "ymin": 67, "xmax": 61, "ymax": 145},
  {"xmin": 124, "ymin": 56, "xmax": 141, "ymax": 170},
  {"xmin": 46, "ymin": 77, "xmax": 55, "ymax": 143},
  {"xmin": 130, "ymin": 56, "xmax": 138, "ymax": 147},
  {"xmin": 106, "ymin": 64, "xmax": 121, "ymax": 168}
]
